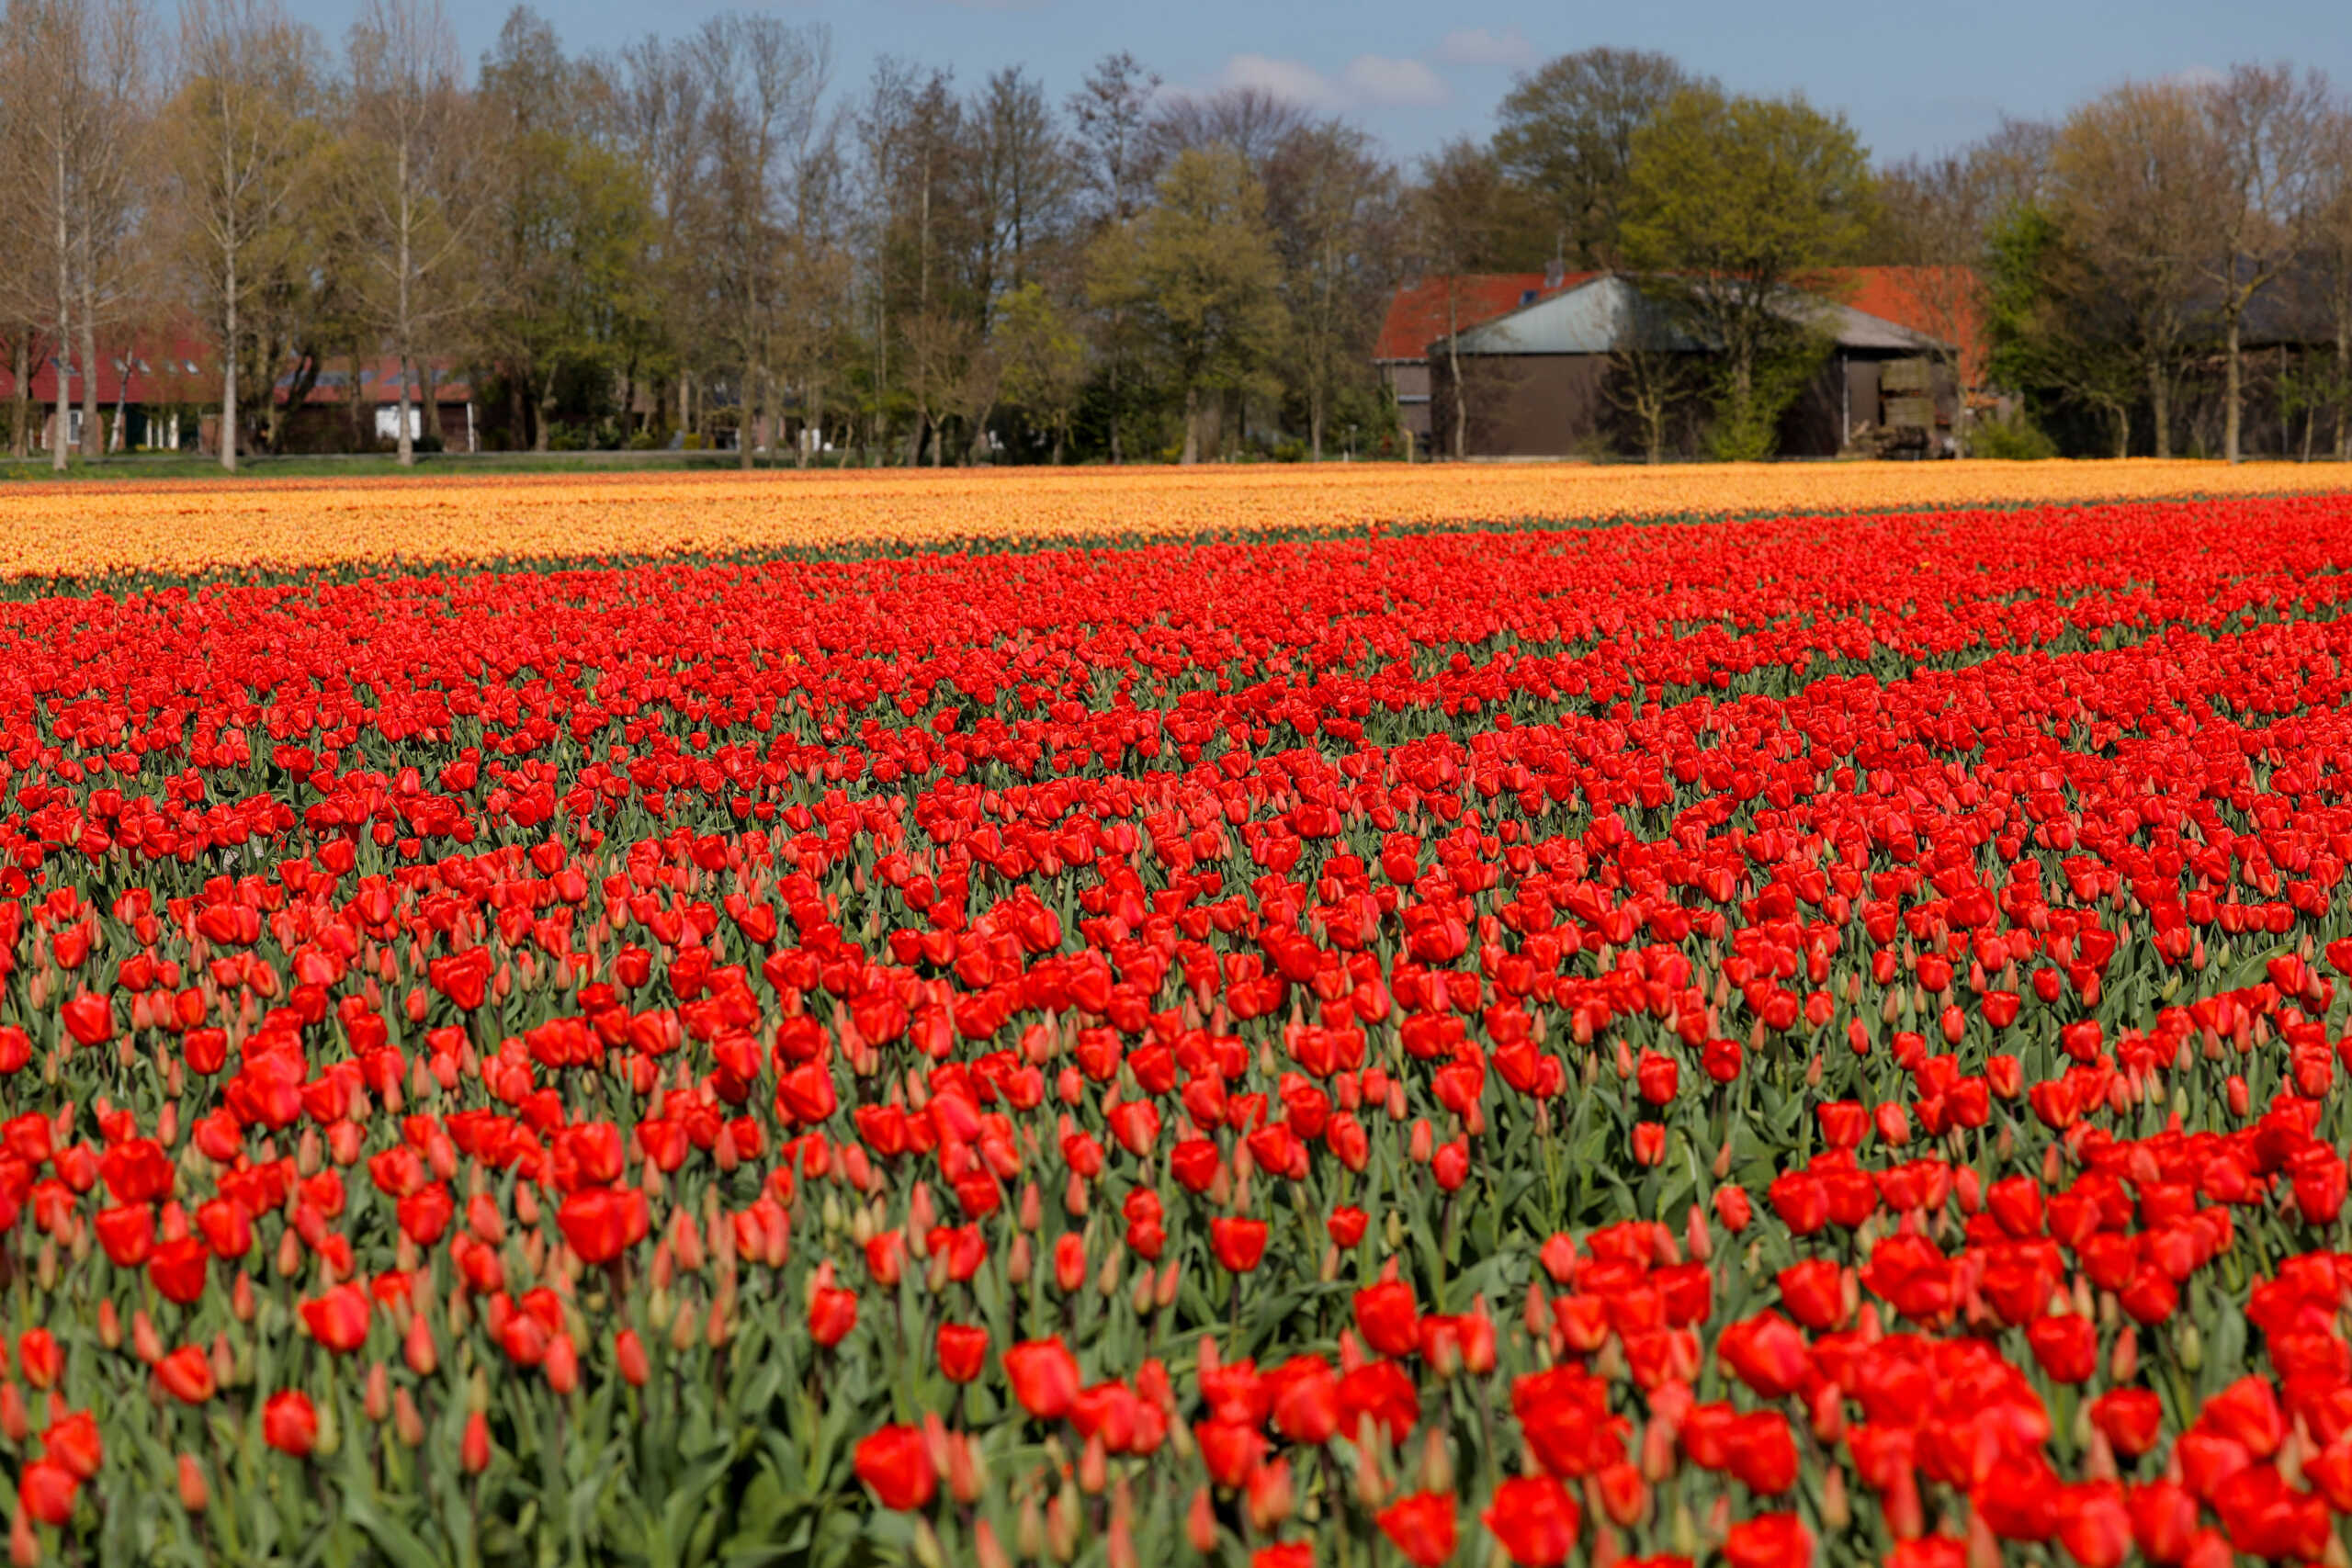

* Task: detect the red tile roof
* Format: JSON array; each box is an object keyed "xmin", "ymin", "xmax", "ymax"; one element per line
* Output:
[
  {"xmin": 280, "ymin": 355, "xmax": 474, "ymax": 407},
  {"xmin": 0, "ymin": 335, "xmax": 217, "ymax": 405},
  {"xmin": 1826, "ymin": 266, "xmax": 1988, "ymax": 386},
  {"xmin": 0, "ymin": 342, "xmax": 474, "ymax": 406},
  {"xmin": 1374, "ymin": 273, "xmax": 1596, "ymax": 362}
]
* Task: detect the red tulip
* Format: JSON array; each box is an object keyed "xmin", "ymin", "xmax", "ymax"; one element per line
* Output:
[
  {"xmin": 1004, "ymin": 1337, "xmax": 1081, "ymax": 1419},
  {"xmin": 937, "ymin": 1323, "xmax": 989, "ymax": 1383},
  {"xmin": 1723, "ymin": 1513, "xmax": 1813, "ymax": 1568},
  {"xmin": 2026, "ymin": 1314, "xmax": 2098, "ymax": 1385},
  {"xmin": 42, "ymin": 1411, "xmax": 101, "ymax": 1480},
  {"xmin": 557, "ymin": 1186, "xmax": 636, "ymax": 1265},
  {"xmin": 149, "ymin": 1236, "xmax": 211, "ymax": 1305},
  {"xmin": 809, "ymin": 1286, "xmax": 858, "ymax": 1348},
  {"xmin": 300, "ymin": 1283, "xmax": 373, "ymax": 1354},
  {"xmin": 1377, "ymin": 1492, "xmax": 1458, "ymax": 1567},
  {"xmin": 1353, "ymin": 1280, "xmax": 1419, "ymax": 1359},
  {"xmin": 1483, "ymin": 1473, "xmax": 1581, "ymax": 1566},
  {"xmin": 1211, "ymin": 1216, "xmax": 1269, "ymax": 1273},
  {"xmin": 263, "ymin": 1390, "xmax": 319, "ymax": 1458},
  {"xmin": 854, "ymin": 1425, "xmax": 937, "ymax": 1511},
  {"xmin": 17, "ymin": 1457, "xmax": 77, "ymax": 1526},
  {"xmin": 1267, "ymin": 1355, "xmax": 1340, "ymax": 1444},
  {"xmin": 156, "ymin": 1346, "xmax": 217, "ymax": 1404},
  {"xmin": 2056, "ymin": 1482, "xmax": 2132, "ymax": 1568}
]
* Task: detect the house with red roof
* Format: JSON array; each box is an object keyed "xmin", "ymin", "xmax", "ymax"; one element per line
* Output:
[
  {"xmin": 0, "ymin": 334, "xmax": 217, "ymax": 453},
  {"xmin": 273, "ymin": 356, "xmax": 479, "ymax": 453},
  {"xmin": 1374, "ymin": 269, "xmax": 1595, "ymax": 455}
]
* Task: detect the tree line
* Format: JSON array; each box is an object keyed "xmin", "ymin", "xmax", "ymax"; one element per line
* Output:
[{"xmin": 1, "ymin": 0, "xmax": 2346, "ymax": 469}]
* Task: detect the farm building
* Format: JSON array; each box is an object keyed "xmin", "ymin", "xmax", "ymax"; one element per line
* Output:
[
  {"xmin": 273, "ymin": 357, "xmax": 479, "ymax": 453},
  {"xmin": 0, "ymin": 336, "xmax": 215, "ymax": 453},
  {"xmin": 1415, "ymin": 273, "xmax": 1958, "ymax": 460},
  {"xmin": 1373, "ymin": 269, "xmax": 1596, "ymax": 452}
]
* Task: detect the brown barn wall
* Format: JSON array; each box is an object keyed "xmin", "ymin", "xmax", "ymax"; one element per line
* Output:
[{"xmin": 1427, "ymin": 354, "xmax": 1611, "ymax": 457}]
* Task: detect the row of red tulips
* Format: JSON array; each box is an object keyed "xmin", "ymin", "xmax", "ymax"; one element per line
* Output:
[{"xmin": 1, "ymin": 496, "xmax": 2351, "ymax": 1566}]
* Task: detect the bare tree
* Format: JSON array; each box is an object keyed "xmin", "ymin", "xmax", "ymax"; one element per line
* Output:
[
  {"xmin": 1872, "ymin": 151, "xmax": 2001, "ymax": 448},
  {"xmin": 2048, "ymin": 81, "xmax": 2211, "ymax": 457},
  {"xmin": 1265, "ymin": 119, "xmax": 1397, "ymax": 458},
  {"xmin": 166, "ymin": 0, "xmax": 322, "ymax": 472},
  {"xmin": 1411, "ymin": 138, "xmax": 1538, "ymax": 460},
  {"xmin": 692, "ymin": 16, "xmax": 831, "ymax": 469},
  {"xmin": 1147, "ymin": 85, "xmax": 1306, "ymax": 181},
  {"xmin": 343, "ymin": 0, "xmax": 479, "ymax": 465},
  {"xmin": 973, "ymin": 66, "xmax": 1074, "ymax": 305},
  {"xmin": 1493, "ymin": 47, "xmax": 1694, "ymax": 268},
  {"xmin": 2195, "ymin": 63, "xmax": 2330, "ymax": 462},
  {"xmin": 1067, "ymin": 51, "xmax": 1159, "ymax": 462},
  {"xmin": 6, "ymin": 0, "xmax": 150, "ymax": 468},
  {"xmin": 2315, "ymin": 107, "xmax": 2352, "ymax": 459}
]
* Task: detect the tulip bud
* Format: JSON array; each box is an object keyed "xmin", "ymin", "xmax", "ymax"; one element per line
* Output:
[
  {"xmin": 462, "ymin": 1410, "xmax": 491, "ymax": 1472},
  {"xmin": 1047, "ymin": 1487, "xmax": 1080, "ymax": 1563},
  {"xmin": 394, "ymin": 1388, "xmax": 426, "ymax": 1447},
  {"xmin": 366, "ymin": 1362, "xmax": 390, "ymax": 1423},
  {"xmin": 1186, "ymin": 1487, "xmax": 1219, "ymax": 1553},
  {"xmin": 1419, "ymin": 1428, "xmax": 1453, "ymax": 1494},
  {"xmin": 1019, "ymin": 1494, "xmax": 1047, "ymax": 1561},
  {"xmin": 1079, "ymin": 1434, "xmax": 1108, "ymax": 1495},
  {"xmin": 176, "ymin": 1452, "xmax": 209, "ymax": 1513},
  {"xmin": 97, "ymin": 1299, "xmax": 121, "ymax": 1350}
]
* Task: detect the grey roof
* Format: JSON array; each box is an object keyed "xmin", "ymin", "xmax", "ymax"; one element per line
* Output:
[{"xmin": 1440, "ymin": 274, "xmax": 1948, "ymax": 358}]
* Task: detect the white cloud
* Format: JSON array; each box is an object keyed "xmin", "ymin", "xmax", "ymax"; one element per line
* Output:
[
  {"xmin": 1216, "ymin": 52, "xmax": 1346, "ymax": 109},
  {"xmin": 1435, "ymin": 27, "xmax": 1537, "ymax": 68},
  {"xmin": 2163, "ymin": 63, "xmax": 2225, "ymax": 89},
  {"xmin": 1341, "ymin": 54, "xmax": 1451, "ymax": 107},
  {"xmin": 1203, "ymin": 51, "xmax": 1452, "ymax": 112}
]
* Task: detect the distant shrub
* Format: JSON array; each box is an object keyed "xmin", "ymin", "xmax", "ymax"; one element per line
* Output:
[{"xmin": 1971, "ymin": 413, "xmax": 2058, "ymax": 460}]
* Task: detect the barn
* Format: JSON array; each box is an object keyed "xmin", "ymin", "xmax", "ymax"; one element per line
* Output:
[{"xmin": 1419, "ymin": 273, "xmax": 1958, "ymax": 459}]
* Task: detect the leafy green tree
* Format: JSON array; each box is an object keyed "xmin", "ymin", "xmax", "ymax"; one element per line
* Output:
[
  {"xmin": 995, "ymin": 281, "xmax": 1084, "ymax": 462},
  {"xmin": 1089, "ymin": 146, "xmax": 1285, "ymax": 464},
  {"xmin": 472, "ymin": 10, "xmax": 657, "ymax": 450},
  {"xmin": 1983, "ymin": 203, "xmax": 2143, "ymax": 456},
  {"xmin": 1620, "ymin": 85, "xmax": 1873, "ymax": 456}
]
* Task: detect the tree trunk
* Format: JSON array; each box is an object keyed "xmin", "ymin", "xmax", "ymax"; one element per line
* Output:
[
  {"xmin": 2112, "ymin": 404, "xmax": 2131, "ymax": 460},
  {"xmin": 423, "ymin": 364, "xmax": 445, "ymax": 446},
  {"xmin": 78, "ymin": 283, "xmax": 101, "ymax": 461},
  {"xmin": 221, "ymin": 265, "xmax": 239, "ymax": 475},
  {"xmin": 2150, "ymin": 366, "xmax": 2171, "ymax": 460},
  {"xmin": 2223, "ymin": 309, "xmax": 2244, "ymax": 464},
  {"xmin": 396, "ymin": 349, "xmax": 416, "ymax": 468},
  {"xmin": 2337, "ymin": 317, "xmax": 2350, "ymax": 461},
  {"xmin": 1180, "ymin": 382, "xmax": 1200, "ymax": 466},
  {"xmin": 1447, "ymin": 342, "xmax": 1465, "ymax": 462},
  {"xmin": 9, "ymin": 337, "xmax": 29, "ymax": 459},
  {"xmin": 1309, "ymin": 389, "xmax": 1325, "ymax": 463},
  {"xmin": 52, "ymin": 140, "xmax": 71, "ymax": 474},
  {"xmin": 739, "ymin": 367, "xmax": 757, "ymax": 471}
]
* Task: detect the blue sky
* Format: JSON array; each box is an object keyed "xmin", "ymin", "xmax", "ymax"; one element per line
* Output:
[{"xmin": 302, "ymin": 0, "xmax": 2352, "ymax": 167}]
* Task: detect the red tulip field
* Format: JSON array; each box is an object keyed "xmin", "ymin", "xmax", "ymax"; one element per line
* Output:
[{"xmin": 15, "ymin": 486, "xmax": 2352, "ymax": 1568}]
